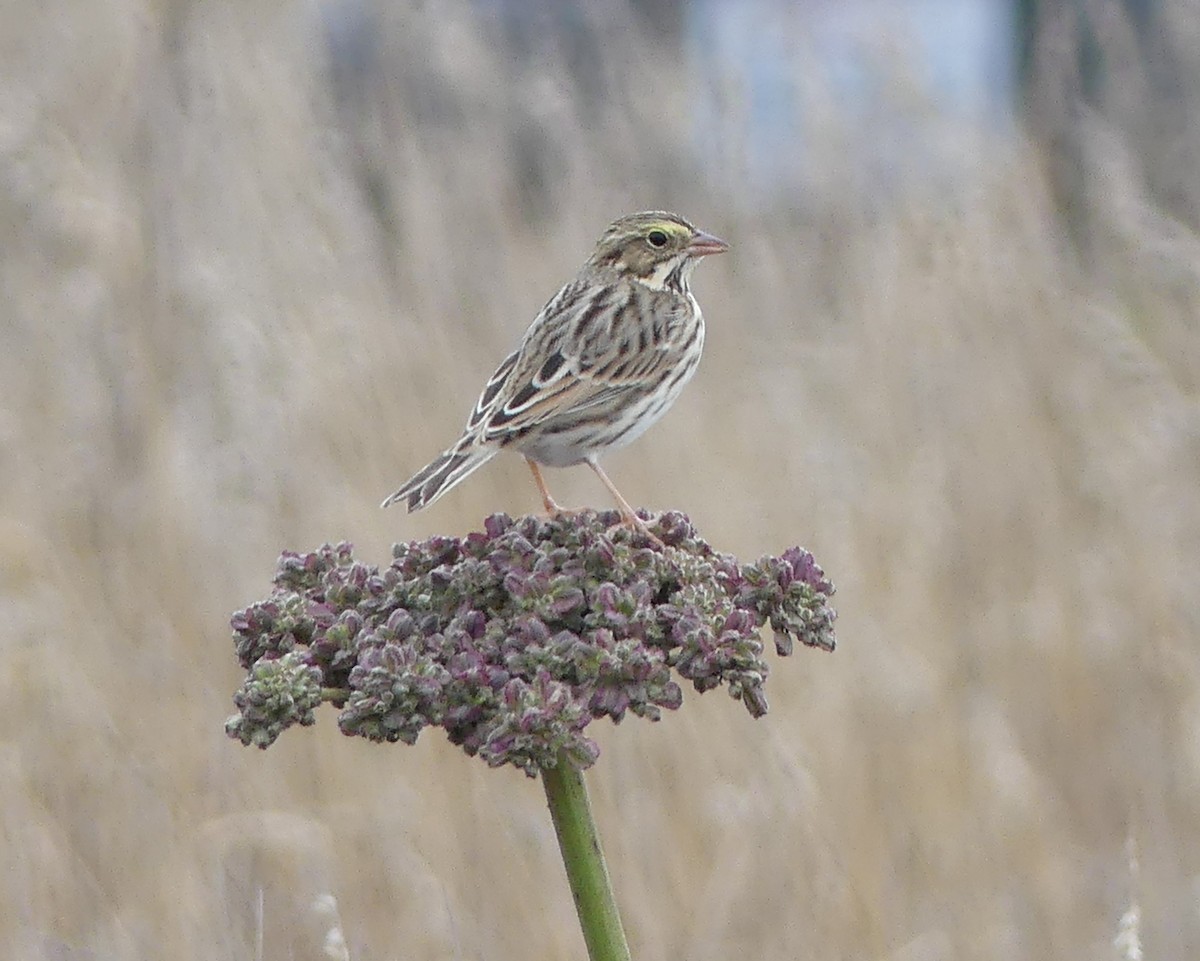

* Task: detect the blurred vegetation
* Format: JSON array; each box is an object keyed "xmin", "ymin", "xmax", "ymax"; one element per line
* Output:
[
  {"xmin": 1019, "ymin": 0, "xmax": 1200, "ymax": 249},
  {"xmin": 2, "ymin": 1, "xmax": 1198, "ymax": 959}
]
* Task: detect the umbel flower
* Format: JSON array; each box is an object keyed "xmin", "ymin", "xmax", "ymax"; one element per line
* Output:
[{"xmin": 226, "ymin": 510, "xmax": 836, "ymax": 776}]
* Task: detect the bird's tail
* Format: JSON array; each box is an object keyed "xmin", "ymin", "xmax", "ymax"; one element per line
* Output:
[{"xmin": 380, "ymin": 440, "xmax": 497, "ymax": 512}]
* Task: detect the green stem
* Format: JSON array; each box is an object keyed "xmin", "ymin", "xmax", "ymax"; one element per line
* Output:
[{"xmin": 542, "ymin": 755, "xmax": 632, "ymax": 961}]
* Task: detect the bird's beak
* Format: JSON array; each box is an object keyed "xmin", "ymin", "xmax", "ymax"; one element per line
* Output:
[{"xmin": 687, "ymin": 230, "xmax": 731, "ymax": 257}]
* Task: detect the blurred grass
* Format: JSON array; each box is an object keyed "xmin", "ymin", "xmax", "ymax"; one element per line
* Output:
[{"xmin": 3, "ymin": 1, "xmax": 1199, "ymax": 959}]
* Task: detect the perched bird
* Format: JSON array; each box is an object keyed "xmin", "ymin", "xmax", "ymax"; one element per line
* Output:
[{"xmin": 381, "ymin": 211, "xmax": 729, "ymax": 536}]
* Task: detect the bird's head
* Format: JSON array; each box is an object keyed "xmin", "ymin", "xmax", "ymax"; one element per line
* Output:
[{"xmin": 586, "ymin": 211, "xmax": 729, "ymax": 292}]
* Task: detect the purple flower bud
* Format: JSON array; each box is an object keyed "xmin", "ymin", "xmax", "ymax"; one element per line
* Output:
[
  {"xmin": 548, "ymin": 586, "xmax": 585, "ymax": 617},
  {"xmin": 484, "ymin": 513, "xmax": 514, "ymax": 539},
  {"xmin": 227, "ymin": 511, "xmax": 836, "ymax": 772},
  {"xmin": 385, "ymin": 609, "xmax": 417, "ymax": 639},
  {"xmin": 503, "ymin": 570, "xmax": 531, "ymax": 599}
]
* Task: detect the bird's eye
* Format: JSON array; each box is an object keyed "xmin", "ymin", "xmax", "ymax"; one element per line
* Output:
[{"xmin": 647, "ymin": 230, "xmax": 669, "ymax": 248}]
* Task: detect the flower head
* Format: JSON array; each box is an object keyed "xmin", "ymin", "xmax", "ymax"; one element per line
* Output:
[{"xmin": 226, "ymin": 511, "xmax": 835, "ymax": 776}]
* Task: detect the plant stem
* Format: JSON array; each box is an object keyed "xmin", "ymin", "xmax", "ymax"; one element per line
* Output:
[{"xmin": 542, "ymin": 755, "xmax": 632, "ymax": 961}]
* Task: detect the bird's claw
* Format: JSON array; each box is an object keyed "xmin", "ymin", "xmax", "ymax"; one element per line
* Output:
[{"xmin": 619, "ymin": 511, "xmax": 665, "ymax": 549}]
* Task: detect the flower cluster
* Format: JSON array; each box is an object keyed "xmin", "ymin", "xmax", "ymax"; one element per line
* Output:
[{"xmin": 226, "ymin": 510, "xmax": 836, "ymax": 775}]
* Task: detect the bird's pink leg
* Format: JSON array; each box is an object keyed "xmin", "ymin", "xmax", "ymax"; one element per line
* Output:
[
  {"xmin": 585, "ymin": 458, "xmax": 664, "ymax": 546},
  {"xmin": 525, "ymin": 458, "xmax": 565, "ymax": 515}
]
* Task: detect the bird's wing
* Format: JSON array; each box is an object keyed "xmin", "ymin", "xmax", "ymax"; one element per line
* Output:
[{"xmin": 468, "ymin": 279, "xmax": 680, "ymax": 442}]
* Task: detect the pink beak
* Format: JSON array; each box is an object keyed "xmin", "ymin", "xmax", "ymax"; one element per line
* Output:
[{"xmin": 687, "ymin": 230, "xmax": 731, "ymax": 257}]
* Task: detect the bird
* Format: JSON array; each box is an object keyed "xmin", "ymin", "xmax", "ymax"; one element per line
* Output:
[{"xmin": 381, "ymin": 210, "xmax": 729, "ymax": 538}]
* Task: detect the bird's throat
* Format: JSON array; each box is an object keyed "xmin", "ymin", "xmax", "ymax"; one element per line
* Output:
[{"xmin": 639, "ymin": 256, "xmax": 693, "ymax": 294}]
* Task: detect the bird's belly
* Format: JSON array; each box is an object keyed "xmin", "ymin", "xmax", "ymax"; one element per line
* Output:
[{"xmin": 515, "ymin": 356, "xmax": 700, "ymax": 467}]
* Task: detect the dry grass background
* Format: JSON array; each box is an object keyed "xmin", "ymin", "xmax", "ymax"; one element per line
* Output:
[{"xmin": 3, "ymin": 1, "xmax": 1200, "ymax": 958}]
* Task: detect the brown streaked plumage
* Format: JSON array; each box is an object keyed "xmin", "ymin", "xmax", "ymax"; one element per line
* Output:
[{"xmin": 381, "ymin": 211, "xmax": 729, "ymax": 536}]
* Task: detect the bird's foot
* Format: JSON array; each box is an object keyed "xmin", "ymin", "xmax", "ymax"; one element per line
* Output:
[
  {"xmin": 543, "ymin": 504, "xmax": 665, "ymax": 548},
  {"xmin": 617, "ymin": 509, "xmax": 665, "ymax": 549}
]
